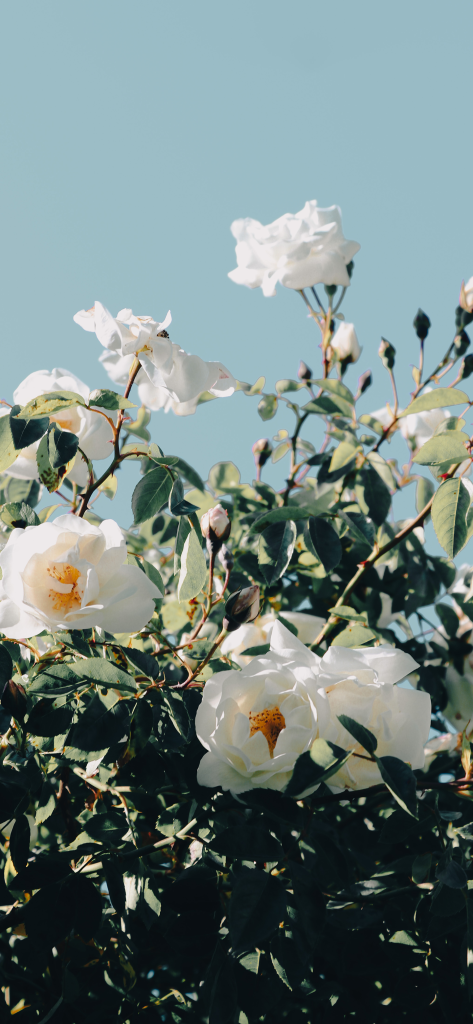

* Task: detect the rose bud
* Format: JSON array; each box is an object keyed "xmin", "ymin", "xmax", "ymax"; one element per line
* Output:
[
  {"xmin": 413, "ymin": 309, "xmax": 431, "ymax": 341},
  {"xmin": 378, "ymin": 337, "xmax": 396, "ymax": 371},
  {"xmin": 201, "ymin": 504, "xmax": 231, "ymax": 555},
  {"xmin": 460, "ymin": 354, "xmax": 473, "ymax": 381},
  {"xmin": 252, "ymin": 438, "xmax": 272, "ymax": 471},
  {"xmin": 298, "ymin": 360, "xmax": 312, "ymax": 381},
  {"xmin": 223, "ymin": 585, "xmax": 260, "ymax": 633},
  {"xmin": 356, "ymin": 369, "xmax": 372, "ymax": 397},
  {"xmin": 1, "ymin": 679, "xmax": 27, "ymax": 723},
  {"xmin": 330, "ymin": 323, "xmax": 361, "ymax": 364},
  {"xmin": 218, "ymin": 544, "xmax": 234, "ymax": 572},
  {"xmin": 454, "ymin": 330, "xmax": 470, "ymax": 357}
]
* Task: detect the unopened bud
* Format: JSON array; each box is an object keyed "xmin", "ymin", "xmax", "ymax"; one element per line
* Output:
[
  {"xmin": 460, "ymin": 354, "xmax": 473, "ymax": 381},
  {"xmin": 252, "ymin": 438, "xmax": 272, "ymax": 470},
  {"xmin": 413, "ymin": 309, "xmax": 431, "ymax": 341},
  {"xmin": 357, "ymin": 369, "xmax": 372, "ymax": 396},
  {"xmin": 454, "ymin": 330, "xmax": 470, "ymax": 357},
  {"xmin": 218, "ymin": 544, "xmax": 234, "ymax": 572},
  {"xmin": 324, "ymin": 284, "xmax": 337, "ymax": 297},
  {"xmin": 346, "ymin": 261, "xmax": 354, "ymax": 279},
  {"xmin": 298, "ymin": 360, "xmax": 312, "ymax": 381},
  {"xmin": 1, "ymin": 679, "xmax": 27, "ymax": 723},
  {"xmin": 201, "ymin": 504, "xmax": 231, "ymax": 555},
  {"xmin": 223, "ymin": 585, "xmax": 260, "ymax": 633},
  {"xmin": 455, "ymin": 305, "xmax": 473, "ymax": 331},
  {"xmin": 378, "ymin": 338, "xmax": 396, "ymax": 371}
]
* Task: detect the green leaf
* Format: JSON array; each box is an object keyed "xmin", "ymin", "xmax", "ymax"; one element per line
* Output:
[
  {"xmin": 285, "ymin": 741, "xmax": 352, "ymax": 797},
  {"xmin": 237, "ymin": 375, "xmax": 265, "ymax": 396},
  {"xmin": 9, "ymin": 408, "xmax": 49, "ymax": 450},
  {"xmin": 35, "ymin": 780, "xmax": 56, "ymax": 824},
  {"xmin": 436, "ymin": 602, "xmax": 461, "ymax": 637},
  {"xmin": 258, "ymin": 394, "xmax": 278, "ymax": 421},
  {"xmin": 70, "ymin": 658, "xmax": 137, "ymax": 693},
  {"xmin": 20, "ymin": 390, "xmax": 87, "ymax": 419},
  {"xmin": 132, "ymin": 466, "xmax": 173, "ymax": 524},
  {"xmin": 337, "ymin": 509, "xmax": 374, "ymax": 551},
  {"xmin": 271, "ymin": 441, "xmax": 291, "ymax": 463},
  {"xmin": 432, "ymin": 478, "xmax": 470, "ymax": 557},
  {"xmin": 83, "ymin": 810, "xmax": 129, "ymax": 846},
  {"xmin": 416, "ymin": 476, "xmax": 435, "ymax": 513},
  {"xmin": 303, "ymin": 392, "xmax": 354, "ymax": 418},
  {"xmin": 10, "ymin": 814, "xmax": 30, "ymax": 872},
  {"xmin": 168, "ymin": 477, "xmax": 200, "ymax": 516},
  {"xmin": 0, "ymin": 501, "xmax": 40, "ymax": 528},
  {"xmin": 88, "ymin": 388, "xmax": 136, "ymax": 410},
  {"xmin": 140, "ymin": 558, "xmax": 164, "ymax": 596},
  {"xmin": 329, "ymin": 441, "xmax": 360, "ymax": 473},
  {"xmin": 171, "ymin": 457, "xmax": 204, "ymax": 492},
  {"xmin": 228, "ymin": 867, "xmax": 286, "ymax": 955},
  {"xmin": 337, "ymin": 714, "xmax": 378, "ymax": 754},
  {"xmin": 366, "ymin": 451, "xmax": 398, "ymax": 491},
  {"xmin": 331, "ymin": 622, "xmax": 376, "ymax": 646},
  {"xmin": 275, "ymin": 379, "xmax": 304, "ymax": 394},
  {"xmin": 399, "ymin": 387, "xmax": 469, "ymax": 417},
  {"xmin": 328, "ymin": 605, "xmax": 367, "ymax": 623},
  {"xmin": 375, "ymin": 754, "xmax": 418, "ymax": 817},
  {"xmin": 0, "ymin": 414, "xmax": 18, "ymax": 472},
  {"xmin": 210, "ymin": 826, "xmax": 282, "ymax": 862},
  {"xmin": 178, "ymin": 527, "xmax": 207, "ymax": 601},
  {"xmin": 48, "ymin": 424, "xmax": 80, "ymax": 469},
  {"xmin": 355, "ymin": 465, "xmax": 391, "ymax": 526},
  {"xmin": 28, "ymin": 662, "xmax": 88, "ymax": 697},
  {"xmin": 304, "ymin": 516, "xmax": 342, "ymax": 572},
  {"xmin": 250, "ymin": 505, "xmax": 314, "ymax": 534},
  {"xmin": 67, "ymin": 694, "xmax": 130, "ymax": 755},
  {"xmin": 312, "ymin": 378, "xmax": 355, "ymax": 405},
  {"xmin": 125, "ymin": 406, "xmax": 151, "ymax": 441},
  {"xmin": 36, "ymin": 432, "xmax": 63, "ymax": 492},
  {"xmin": 413, "ymin": 432, "xmax": 470, "ymax": 465},
  {"xmin": 208, "ymin": 461, "xmax": 241, "ymax": 492},
  {"xmin": 258, "ymin": 520, "xmax": 296, "ymax": 586},
  {"xmin": 27, "ymin": 701, "xmax": 74, "ymax": 736},
  {"xmin": 0, "ymin": 643, "xmax": 13, "ymax": 686}
]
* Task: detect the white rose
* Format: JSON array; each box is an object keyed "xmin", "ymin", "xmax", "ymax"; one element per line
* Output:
[
  {"xmin": 73, "ymin": 302, "xmax": 235, "ymax": 408},
  {"xmin": 399, "ymin": 387, "xmax": 450, "ymax": 450},
  {"xmin": 330, "ymin": 323, "xmax": 361, "ymax": 364},
  {"xmin": 317, "ymin": 644, "xmax": 430, "ymax": 791},
  {"xmin": 196, "ymin": 622, "xmax": 329, "ymax": 793},
  {"xmin": 369, "ymin": 405, "xmax": 395, "ymax": 430},
  {"xmin": 0, "ymin": 515, "xmax": 161, "ymax": 639},
  {"xmin": 197, "ymin": 622, "xmax": 426, "ymax": 794},
  {"xmin": 228, "ymin": 200, "xmax": 360, "ymax": 298},
  {"xmin": 221, "ymin": 610, "xmax": 325, "ymax": 667},
  {"xmin": 2, "ymin": 368, "xmax": 115, "ymax": 487}
]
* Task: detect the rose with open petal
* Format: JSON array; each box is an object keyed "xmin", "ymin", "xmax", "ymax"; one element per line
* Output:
[
  {"xmin": 228, "ymin": 200, "xmax": 360, "ymax": 298},
  {"xmin": 221, "ymin": 610, "xmax": 326, "ymax": 667},
  {"xmin": 196, "ymin": 622, "xmax": 428, "ymax": 794},
  {"xmin": 0, "ymin": 368, "xmax": 115, "ymax": 487},
  {"xmin": 73, "ymin": 302, "xmax": 235, "ymax": 410},
  {"xmin": 0, "ymin": 516, "xmax": 161, "ymax": 639}
]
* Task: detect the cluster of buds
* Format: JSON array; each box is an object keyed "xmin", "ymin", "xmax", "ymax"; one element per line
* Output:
[
  {"xmin": 252, "ymin": 438, "xmax": 272, "ymax": 472},
  {"xmin": 223, "ymin": 585, "xmax": 260, "ymax": 633},
  {"xmin": 201, "ymin": 504, "xmax": 231, "ymax": 556}
]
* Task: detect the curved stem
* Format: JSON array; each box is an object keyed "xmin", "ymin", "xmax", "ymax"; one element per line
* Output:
[{"xmin": 179, "ymin": 628, "xmax": 228, "ymax": 688}]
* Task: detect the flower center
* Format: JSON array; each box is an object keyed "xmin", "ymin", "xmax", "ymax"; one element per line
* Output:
[
  {"xmin": 249, "ymin": 706, "xmax": 286, "ymax": 757},
  {"xmin": 47, "ymin": 563, "xmax": 82, "ymax": 613}
]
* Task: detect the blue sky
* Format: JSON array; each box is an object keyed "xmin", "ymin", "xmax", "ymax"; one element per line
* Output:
[{"xmin": 2, "ymin": 0, "xmax": 473, "ymax": 532}]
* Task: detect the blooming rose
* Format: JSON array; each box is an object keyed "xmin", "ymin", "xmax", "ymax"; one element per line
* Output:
[
  {"xmin": 1, "ymin": 369, "xmax": 115, "ymax": 487},
  {"xmin": 0, "ymin": 515, "xmax": 161, "ymax": 639},
  {"xmin": 196, "ymin": 622, "xmax": 426, "ymax": 794},
  {"xmin": 423, "ymin": 732, "xmax": 459, "ymax": 770},
  {"xmin": 228, "ymin": 200, "xmax": 360, "ymax": 298},
  {"xmin": 73, "ymin": 302, "xmax": 235, "ymax": 409},
  {"xmin": 317, "ymin": 644, "xmax": 429, "ymax": 790},
  {"xmin": 221, "ymin": 610, "xmax": 325, "ymax": 667},
  {"xmin": 330, "ymin": 322, "xmax": 361, "ymax": 364}
]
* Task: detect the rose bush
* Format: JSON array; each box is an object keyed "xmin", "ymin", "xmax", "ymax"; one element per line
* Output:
[{"xmin": 2, "ymin": 203, "xmax": 473, "ymax": 1022}]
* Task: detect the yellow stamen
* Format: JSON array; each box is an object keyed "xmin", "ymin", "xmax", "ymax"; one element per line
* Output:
[
  {"xmin": 249, "ymin": 706, "xmax": 286, "ymax": 757},
  {"xmin": 47, "ymin": 563, "xmax": 82, "ymax": 613}
]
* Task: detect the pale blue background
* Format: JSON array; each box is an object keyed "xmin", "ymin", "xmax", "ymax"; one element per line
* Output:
[{"xmin": 2, "ymin": 0, "xmax": 473, "ymax": 530}]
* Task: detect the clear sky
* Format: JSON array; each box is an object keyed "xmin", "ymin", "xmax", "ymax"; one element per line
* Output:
[{"xmin": 2, "ymin": 0, "xmax": 473, "ymax": 531}]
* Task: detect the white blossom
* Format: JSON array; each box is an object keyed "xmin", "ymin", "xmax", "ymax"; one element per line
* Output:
[
  {"xmin": 221, "ymin": 610, "xmax": 325, "ymax": 667},
  {"xmin": 73, "ymin": 302, "xmax": 235, "ymax": 410},
  {"xmin": 1, "ymin": 369, "xmax": 115, "ymax": 487},
  {"xmin": 228, "ymin": 200, "xmax": 360, "ymax": 298},
  {"xmin": 0, "ymin": 516, "xmax": 161, "ymax": 639},
  {"xmin": 196, "ymin": 622, "xmax": 427, "ymax": 794}
]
